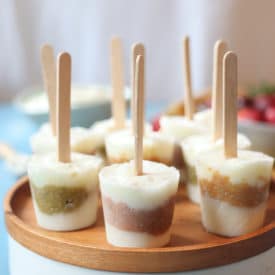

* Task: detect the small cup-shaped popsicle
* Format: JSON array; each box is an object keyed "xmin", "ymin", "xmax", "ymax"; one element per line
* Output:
[
  {"xmin": 90, "ymin": 119, "xmax": 151, "ymax": 156},
  {"xmin": 30, "ymin": 124, "xmax": 103, "ymax": 155},
  {"xmin": 181, "ymin": 133, "xmax": 251, "ymax": 204},
  {"xmin": 105, "ymin": 129, "xmax": 175, "ymax": 166},
  {"xmin": 99, "ymin": 160, "xmax": 180, "ymax": 247},
  {"xmin": 28, "ymin": 152, "xmax": 103, "ymax": 231},
  {"xmin": 197, "ymin": 149, "xmax": 273, "ymax": 236},
  {"xmin": 159, "ymin": 115, "xmax": 208, "ymax": 141}
]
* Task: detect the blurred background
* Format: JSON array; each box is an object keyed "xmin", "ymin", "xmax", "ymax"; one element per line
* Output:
[{"xmin": 1, "ymin": 0, "xmax": 275, "ymax": 102}]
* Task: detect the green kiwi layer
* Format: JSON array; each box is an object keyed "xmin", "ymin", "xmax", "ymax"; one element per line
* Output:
[
  {"xmin": 186, "ymin": 164, "xmax": 197, "ymax": 185},
  {"xmin": 31, "ymin": 183, "xmax": 89, "ymax": 215}
]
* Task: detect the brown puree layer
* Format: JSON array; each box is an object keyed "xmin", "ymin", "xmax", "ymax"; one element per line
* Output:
[
  {"xmin": 102, "ymin": 195, "xmax": 175, "ymax": 235},
  {"xmin": 107, "ymin": 156, "xmax": 172, "ymax": 166},
  {"xmin": 199, "ymin": 171, "xmax": 270, "ymax": 207}
]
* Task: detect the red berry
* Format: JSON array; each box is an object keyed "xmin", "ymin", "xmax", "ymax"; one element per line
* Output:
[
  {"xmin": 238, "ymin": 95, "xmax": 254, "ymax": 108},
  {"xmin": 254, "ymin": 94, "xmax": 273, "ymax": 110},
  {"xmin": 238, "ymin": 107, "xmax": 262, "ymax": 122},
  {"xmin": 152, "ymin": 116, "xmax": 161, "ymax": 131},
  {"xmin": 264, "ymin": 106, "xmax": 275, "ymax": 124}
]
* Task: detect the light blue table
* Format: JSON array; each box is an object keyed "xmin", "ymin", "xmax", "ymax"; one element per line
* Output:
[{"xmin": 0, "ymin": 102, "xmax": 163, "ymax": 275}]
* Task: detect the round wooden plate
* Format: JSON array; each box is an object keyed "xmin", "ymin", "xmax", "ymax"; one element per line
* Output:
[{"xmin": 4, "ymin": 176, "xmax": 275, "ymax": 273}]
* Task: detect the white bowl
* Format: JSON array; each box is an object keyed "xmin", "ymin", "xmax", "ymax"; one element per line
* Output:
[
  {"xmin": 238, "ymin": 120, "xmax": 275, "ymax": 157},
  {"xmin": 14, "ymin": 85, "xmax": 131, "ymax": 128}
]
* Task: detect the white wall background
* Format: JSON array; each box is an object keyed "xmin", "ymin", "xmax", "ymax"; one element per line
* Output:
[{"xmin": 1, "ymin": 0, "xmax": 275, "ymax": 102}]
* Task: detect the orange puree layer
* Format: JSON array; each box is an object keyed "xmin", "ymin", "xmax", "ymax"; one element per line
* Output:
[{"xmin": 199, "ymin": 171, "xmax": 270, "ymax": 207}]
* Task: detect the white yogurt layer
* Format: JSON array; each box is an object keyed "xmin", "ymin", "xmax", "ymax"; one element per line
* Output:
[
  {"xmin": 193, "ymin": 109, "xmax": 212, "ymax": 128},
  {"xmin": 186, "ymin": 182, "xmax": 201, "ymax": 204},
  {"xmin": 182, "ymin": 133, "xmax": 251, "ymax": 166},
  {"xmin": 91, "ymin": 118, "xmax": 131, "ymax": 135},
  {"xmin": 196, "ymin": 150, "xmax": 273, "ymax": 186},
  {"xmin": 90, "ymin": 118, "xmax": 151, "ymax": 150},
  {"xmin": 201, "ymin": 195, "xmax": 267, "ymax": 237},
  {"xmin": 105, "ymin": 222, "xmax": 171, "ymax": 248},
  {"xmin": 30, "ymin": 123, "xmax": 103, "ymax": 154},
  {"xmin": 105, "ymin": 128, "xmax": 175, "ymax": 164},
  {"xmin": 160, "ymin": 115, "xmax": 208, "ymax": 141},
  {"xmin": 28, "ymin": 152, "xmax": 103, "ymax": 190},
  {"xmin": 99, "ymin": 160, "xmax": 180, "ymax": 210}
]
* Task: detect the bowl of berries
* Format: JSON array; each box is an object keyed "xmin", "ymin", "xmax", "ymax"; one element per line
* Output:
[{"xmin": 237, "ymin": 83, "xmax": 275, "ymax": 157}]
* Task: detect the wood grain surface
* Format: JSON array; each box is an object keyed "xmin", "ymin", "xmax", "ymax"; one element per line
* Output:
[{"xmin": 4, "ymin": 177, "xmax": 275, "ymax": 273}]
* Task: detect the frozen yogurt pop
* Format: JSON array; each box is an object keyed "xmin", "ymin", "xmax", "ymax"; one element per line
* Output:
[
  {"xmin": 182, "ymin": 133, "xmax": 251, "ymax": 204},
  {"xmin": 197, "ymin": 51, "xmax": 274, "ymax": 237},
  {"xmin": 100, "ymin": 55, "xmax": 179, "ymax": 247},
  {"xmin": 160, "ymin": 37, "xmax": 210, "ymax": 141},
  {"xmin": 100, "ymin": 160, "xmax": 179, "ymax": 247},
  {"xmin": 31, "ymin": 123, "xmax": 103, "ymax": 155},
  {"xmin": 181, "ymin": 40, "xmax": 232, "ymax": 204},
  {"xmin": 28, "ymin": 152, "xmax": 103, "ymax": 231},
  {"xmin": 105, "ymin": 43, "xmax": 175, "ymax": 166},
  {"xmin": 28, "ymin": 52, "xmax": 103, "ymax": 231},
  {"xmin": 89, "ymin": 37, "xmax": 127, "ymax": 148},
  {"xmin": 32, "ymin": 45, "xmax": 102, "ymax": 155},
  {"xmin": 197, "ymin": 149, "xmax": 273, "ymax": 236},
  {"xmin": 105, "ymin": 128, "xmax": 175, "ymax": 165},
  {"xmin": 89, "ymin": 41, "xmax": 149, "ymax": 156}
]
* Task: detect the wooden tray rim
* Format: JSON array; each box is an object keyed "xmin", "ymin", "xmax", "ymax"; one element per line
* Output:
[{"xmin": 4, "ymin": 177, "xmax": 275, "ymax": 273}]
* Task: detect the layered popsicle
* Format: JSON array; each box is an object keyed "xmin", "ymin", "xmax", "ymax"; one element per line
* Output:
[
  {"xmin": 181, "ymin": 133, "xmax": 251, "ymax": 204},
  {"xmin": 99, "ymin": 160, "xmax": 180, "ymax": 247},
  {"xmin": 197, "ymin": 149, "xmax": 273, "ymax": 236},
  {"xmin": 28, "ymin": 152, "xmax": 103, "ymax": 231},
  {"xmin": 31, "ymin": 123, "xmax": 103, "ymax": 155},
  {"xmin": 105, "ymin": 128, "xmax": 175, "ymax": 166}
]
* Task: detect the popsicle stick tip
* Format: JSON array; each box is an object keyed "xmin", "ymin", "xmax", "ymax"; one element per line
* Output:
[
  {"xmin": 224, "ymin": 51, "xmax": 237, "ymax": 64},
  {"xmin": 132, "ymin": 43, "xmax": 145, "ymax": 53},
  {"xmin": 58, "ymin": 52, "xmax": 71, "ymax": 63},
  {"xmin": 183, "ymin": 36, "xmax": 189, "ymax": 43},
  {"xmin": 111, "ymin": 37, "xmax": 122, "ymax": 50},
  {"xmin": 215, "ymin": 40, "xmax": 227, "ymax": 50},
  {"xmin": 41, "ymin": 44, "xmax": 53, "ymax": 52}
]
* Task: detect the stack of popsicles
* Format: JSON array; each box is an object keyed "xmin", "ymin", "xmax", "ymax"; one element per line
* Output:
[{"xmin": 26, "ymin": 37, "xmax": 273, "ymax": 248}]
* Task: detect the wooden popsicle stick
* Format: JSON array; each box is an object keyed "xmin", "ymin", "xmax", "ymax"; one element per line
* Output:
[
  {"xmin": 223, "ymin": 51, "xmax": 238, "ymax": 158},
  {"xmin": 131, "ymin": 43, "xmax": 145, "ymax": 130},
  {"xmin": 134, "ymin": 55, "xmax": 144, "ymax": 176},
  {"xmin": 111, "ymin": 37, "xmax": 126, "ymax": 129},
  {"xmin": 40, "ymin": 44, "xmax": 57, "ymax": 135},
  {"xmin": 57, "ymin": 53, "xmax": 71, "ymax": 163},
  {"xmin": 182, "ymin": 37, "xmax": 194, "ymax": 120},
  {"xmin": 212, "ymin": 40, "xmax": 227, "ymax": 141}
]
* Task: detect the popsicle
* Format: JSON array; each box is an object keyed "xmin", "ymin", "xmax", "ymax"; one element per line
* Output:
[
  {"xmin": 181, "ymin": 40, "xmax": 251, "ymax": 204},
  {"xmin": 182, "ymin": 133, "xmax": 251, "ymax": 204},
  {"xmin": 160, "ymin": 37, "xmax": 209, "ymax": 141},
  {"xmin": 105, "ymin": 45, "xmax": 175, "ymax": 166},
  {"xmin": 28, "ymin": 53, "xmax": 103, "ymax": 231},
  {"xmin": 100, "ymin": 55, "xmax": 180, "ymax": 247},
  {"xmin": 89, "ymin": 41, "xmax": 151, "ymax": 156},
  {"xmin": 31, "ymin": 123, "xmax": 103, "ymax": 155},
  {"xmin": 197, "ymin": 52, "xmax": 274, "ymax": 236},
  {"xmin": 31, "ymin": 45, "xmax": 102, "ymax": 155}
]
